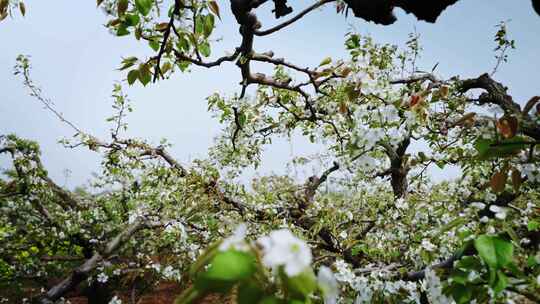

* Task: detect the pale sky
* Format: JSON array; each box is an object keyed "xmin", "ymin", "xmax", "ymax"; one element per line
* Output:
[{"xmin": 1, "ymin": 1, "xmax": 539, "ymax": 188}]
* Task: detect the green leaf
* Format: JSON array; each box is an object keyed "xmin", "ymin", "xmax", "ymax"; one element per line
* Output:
[
  {"xmin": 199, "ymin": 41, "xmax": 211, "ymax": 57},
  {"xmin": 119, "ymin": 57, "xmax": 138, "ymax": 71},
  {"xmin": 203, "ymin": 14, "xmax": 215, "ymax": 38},
  {"xmin": 195, "ymin": 15, "xmax": 204, "ymax": 36},
  {"xmin": 527, "ymin": 219, "xmax": 539, "ymax": 231},
  {"xmin": 493, "ymin": 270, "xmax": 508, "ymax": 294},
  {"xmin": 176, "ymin": 34, "xmax": 190, "ymax": 52},
  {"xmin": 450, "ymin": 270, "xmax": 468, "ymax": 285},
  {"xmin": 161, "ymin": 62, "xmax": 172, "ymax": 75},
  {"xmin": 282, "ymin": 268, "xmax": 317, "ymax": 300},
  {"xmin": 450, "ymin": 284, "xmax": 472, "ymax": 304},
  {"xmin": 474, "ymin": 137, "xmax": 528, "ymax": 160},
  {"xmin": 135, "ymin": 0, "xmax": 152, "ymax": 16},
  {"xmin": 474, "ymin": 235, "xmax": 513, "ymax": 270},
  {"xmin": 127, "ymin": 69, "xmax": 139, "ymax": 85},
  {"xmin": 258, "ymin": 297, "xmax": 283, "ymax": 304},
  {"xmin": 149, "ymin": 40, "xmax": 160, "ymax": 51},
  {"xmin": 195, "ymin": 250, "xmax": 256, "ymax": 293},
  {"xmin": 319, "ymin": 56, "xmax": 332, "ymax": 67},
  {"xmin": 238, "ymin": 112, "xmax": 247, "ymax": 127},
  {"xmin": 138, "ymin": 64, "xmax": 151, "ymax": 86},
  {"xmin": 124, "ymin": 14, "xmax": 140, "ymax": 27},
  {"xmin": 238, "ymin": 281, "xmax": 264, "ymax": 304},
  {"xmin": 116, "ymin": 24, "xmax": 130, "ymax": 36}
]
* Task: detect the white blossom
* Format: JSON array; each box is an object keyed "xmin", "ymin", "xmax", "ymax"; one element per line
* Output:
[
  {"xmin": 258, "ymin": 229, "xmax": 312, "ymax": 276},
  {"xmin": 395, "ymin": 198, "xmax": 408, "ymax": 209},
  {"xmin": 421, "ymin": 268, "xmax": 455, "ymax": 304},
  {"xmin": 317, "ymin": 266, "xmax": 339, "ymax": 304},
  {"xmin": 219, "ymin": 223, "xmax": 249, "ymax": 252},
  {"xmin": 421, "ymin": 239, "xmax": 437, "ymax": 252},
  {"xmin": 470, "ymin": 202, "xmax": 486, "ymax": 210},
  {"xmin": 108, "ymin": 296, "xmax": 122, "ymax": 304},
  {"xmin": 489, "ymin": 205, "xmax": 508, "ymax": 220},
  {"xmin": 97, "ymin": 272, "xmax": 109, "ymax": 283},
  {"xmin": 164, "ymin": 220, "xmax": 187, "ymax": 240}
]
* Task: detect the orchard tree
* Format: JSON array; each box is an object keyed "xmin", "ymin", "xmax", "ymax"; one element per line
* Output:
[{"xmin": 1, "ymin": 1, "xmax": 540, "ymax": 304}]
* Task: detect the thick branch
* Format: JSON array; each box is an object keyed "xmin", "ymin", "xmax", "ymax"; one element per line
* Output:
[
  {"xmin": 38, "ymin": 218, "xmax": 157, "ymax": 304},
  {"xmin": 459, "ymin": 73, "xmax": 521, "ymax": 114}
]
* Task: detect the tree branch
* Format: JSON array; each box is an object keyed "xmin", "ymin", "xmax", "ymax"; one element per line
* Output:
[{"xmin": 255, "ymin": 0, "xmax": 335, "ymax": 36}]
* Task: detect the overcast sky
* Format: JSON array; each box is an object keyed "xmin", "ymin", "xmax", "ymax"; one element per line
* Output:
[{"xmin": 1, "ymin": 1, "xmax": 539, "ymax": 189}]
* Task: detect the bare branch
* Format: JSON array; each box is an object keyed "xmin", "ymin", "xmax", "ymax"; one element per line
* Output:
[
  {"xmin": 390, "ymin": 73, "xmax": 441, "ymax": 85},
  {"xmin": 173, "ymin": 49, "xmax": 240, "ymax": 68},
  {"xmin": 255, "ymin": 0, "xmax": 335, "ymax": 36}
]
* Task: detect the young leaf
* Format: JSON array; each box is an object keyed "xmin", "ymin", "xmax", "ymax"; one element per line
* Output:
[
  {"xmin": 199, "ymin": 41, "xmax": 211, "ymax": 57},
  {"xmin": 511, "ymin": 168, "xmax": 521, "ymax": 191},
  {"xmin": 339, "ymin": 101, "xmax": 348, "ymax": 114},
  {"xmin": 496, "ymin": 116, "xmax": 518, "ymax": 139},
  {"xmin": 203, "ymin": 14, "xmax": 215, "ymax": 38},
  {"xmin": 135, "ymin": 0, "xmax": 152, "ymax": 16},
  {"xmin": 155, "ymin": 22, "xmax": 169, "ymax": 32},
  {"xmin": 490, "ymin": 171, "xmax": 507, "ymax": 193},
  {"xmin": 127, "ymin": 69, "xmax": 139, "ymax": 85},
  {"xmin": 208, "ymin": 1, "xmax": 221, "ymax": 20},
  {"xmin": 319, "ymin": 57, "xmax": 332, "ymax": 67},
  {"xmin": 340, "ymin": 66, "xmax": 352, "ymax": 77},
  {"xmin": 119, "ymin": 56, "xmax": 138, "ymax": 70},
  {"xmin": 19, "ymin": 2, "xmax": 25, "ymax": 16},
  {"xmin": 149, "ymin": 40, "xmax": 160, "ymax": 51},
  {"xmin": 161, "ymin": 62, "xmax": 172, "ymax": 75},
  {"xmin": 138, "ymin": 64, "xmax": 151, "ymax": 86},
  {"xmin": 124, "ymin": 14, "xmax": 140, "ymax": 27},
  {"xmin": 117, "ymin": 0, "xmax": 128, "ymax": 17},
  {"xmin": 116, "ymin": 24, "xmax": 130, "ymax": 36}
]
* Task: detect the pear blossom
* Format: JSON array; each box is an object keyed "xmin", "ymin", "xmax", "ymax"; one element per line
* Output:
[
  {"xmin": 395, "ymin": 198, "xmax": 408, "ymax": 209},
  {"xmin": 257, "ymin": 229, "xmax": 312, "ymax": 276},
  {"xmin": 470, "ymin": 202, "xmax": 486, "ymax": 210},
  {"xmin": 317, "ymin": 266, "xmax": 339, "ymax": 304},
  {"xmin": 357, "ymin": 154, "xmax": 378, "ymax": 170},
  {"xmin": 219, "ymin": 223, "xmax": 249, "ymax": 252},
  {"xmin": 97, "ymin": 272, "xmax": 109, "ymax": 283},
  {"xmin": 489, "ymin": 205, "xmax": 508, "ymax": 220},
  {"xmin": 522, "ymin": 164, "xmax": 540, "ymax": 182},
  {"xmin": 334, "ymin": 259, "xmax": 355, "ymax": 283},
  {"xmin": 421, "ymin": 268, "xmax": 455, "ymax": 304},
  {"xmin": 378, "ymin": 105, "xmax": 400, "ymax": 123},
  {"xmin": 421, "ymin": 239, "xmax": 437, "ymax": 252},
  {"xmin": 108, "ymin": 296, "xmax": 122, "ymax": 304}
]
